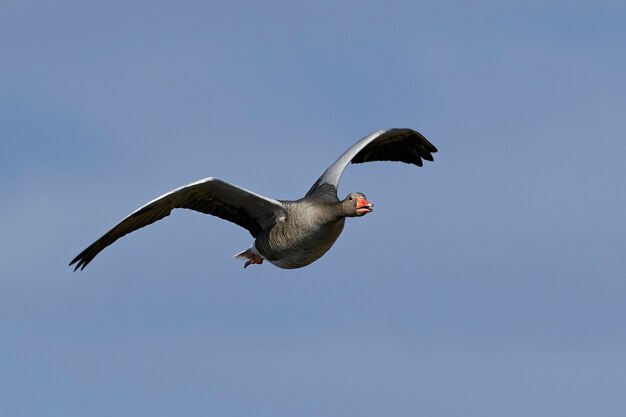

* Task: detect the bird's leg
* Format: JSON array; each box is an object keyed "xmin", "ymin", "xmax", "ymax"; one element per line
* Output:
[{"xmin": 244, "ymin": 254, "xmax": 264, "ymax": 268}]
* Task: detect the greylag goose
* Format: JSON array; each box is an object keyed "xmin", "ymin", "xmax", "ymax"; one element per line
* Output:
[{"xmin": 70, "ymin": 128, "xmax": 437, "ymax": 271}]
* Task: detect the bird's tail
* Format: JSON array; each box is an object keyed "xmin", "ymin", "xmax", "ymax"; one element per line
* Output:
[
  {"xmin": 233, "ymin": 244, "xmax": 265, "ymax": 268},
  {"xmin": 233, "ymin": 248, "xmax": 256, "ymax": 260},
  {"xmin": 233, "ymin": 244, "xmax": 262, "ymax": 260}
]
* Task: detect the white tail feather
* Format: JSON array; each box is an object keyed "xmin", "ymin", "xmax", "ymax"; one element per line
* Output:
[{"xmin": 233, "ymin": 244, "xmax": 263, "ymax": 260}]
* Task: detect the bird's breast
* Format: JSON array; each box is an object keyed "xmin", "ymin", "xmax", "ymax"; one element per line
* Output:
[{"xmin": 256, "ymin": 217, "xmax": 345, "ymax": 269}]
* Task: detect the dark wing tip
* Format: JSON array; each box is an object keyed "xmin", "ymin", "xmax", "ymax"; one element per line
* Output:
[
  {"xmin": 405, "ymin": 129, "xmax": 438, "ymax": 156},
  {"xmin": 69, "ymin": 255, "xmax": 80, "ymax": 271},
  {"xmin": 69, "ymin": 244, "xmax": 100, "ymax": 271},
  {"xmin": 350, "ymin": 128, "xmax": 437, "ymax": 167},
  {"xmin": 69, "ymin": 254, "xmax": 86, "ymax": 272}
]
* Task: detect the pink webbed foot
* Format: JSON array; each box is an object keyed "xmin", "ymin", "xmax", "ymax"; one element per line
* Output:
[{"xmin": 243, "ymin": 254, "xmax": 264, "ymax": 269}]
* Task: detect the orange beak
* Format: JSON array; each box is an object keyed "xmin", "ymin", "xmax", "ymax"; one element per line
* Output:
[{"xmin": 356, "ymin": 196, "xmax": 374, "ymax": 215}]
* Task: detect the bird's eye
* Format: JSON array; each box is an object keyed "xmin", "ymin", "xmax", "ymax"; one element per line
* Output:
[{"xmin": 349, "ymin": 196, "xmax": 353, "ymax": 201}]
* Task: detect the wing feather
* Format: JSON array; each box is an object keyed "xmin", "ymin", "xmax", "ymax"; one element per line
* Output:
[
  {"xmin": 70, "ymin": 177, "xmax": 284, "ymax": 270},
  {"xmin": 306, "ymin": 128, "xmax": 437, "ymax": 197}
]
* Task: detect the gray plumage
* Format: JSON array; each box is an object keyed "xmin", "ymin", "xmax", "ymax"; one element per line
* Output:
[{"xmin": 70, "ymin": 128, "xmax": 437, "ymax": 271}]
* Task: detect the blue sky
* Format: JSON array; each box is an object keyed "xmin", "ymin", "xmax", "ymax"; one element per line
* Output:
[{"xmin": 2, "ymin": 1, "xmax": 626, "ymax": 416}]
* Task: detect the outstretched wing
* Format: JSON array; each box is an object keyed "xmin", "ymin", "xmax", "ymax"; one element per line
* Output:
[
  {"xmin": 306, "ymin": 128, "xmax": 437, "ymax": 197},
  {"xmin": 70, "ymin": 177, "xmax": 285, "ymax": 271}
]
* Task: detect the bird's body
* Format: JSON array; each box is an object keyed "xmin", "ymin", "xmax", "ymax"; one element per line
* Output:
[
  {"xmin": 70, "ymin": 128, "xmax": 437, "ymax": 271},
  {"xmin": 250, "ymin": 199, "xmax": 346, "ymax": 269}
]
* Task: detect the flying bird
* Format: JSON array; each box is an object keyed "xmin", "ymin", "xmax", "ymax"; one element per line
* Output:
[{"xmin": 70, "ymin": 128, "xmax": 437, "ymax": 271}]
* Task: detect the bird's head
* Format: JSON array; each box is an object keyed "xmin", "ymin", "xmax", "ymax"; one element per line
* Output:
[{"xmin": 343, "ymin": 192, "xmax": 374, "ymax": 217}]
